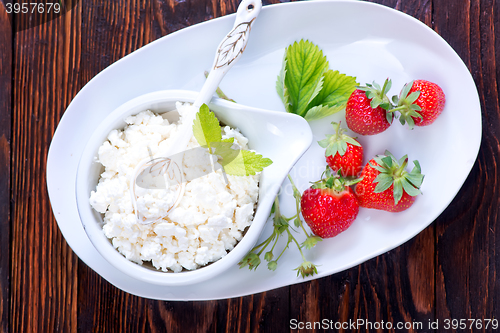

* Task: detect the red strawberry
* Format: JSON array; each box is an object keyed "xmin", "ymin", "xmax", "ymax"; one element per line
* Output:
[
  {"xmin": 393, "ymin": 79, "xmax": 446, "ymax": 128},
  {"xmin": 301, "ymin": 170, "xmax": 359, "ymax": 238},
  {"xmin": 355, "ymin": 151, "xmax": 424, "ymax": 212},
  {"xmin": 318, "ymin": 122, "xmax": 363, "ymax": 177},
  {"xmin": 345, "ymin": 79, "xmax": 394, "ymax": 135}
]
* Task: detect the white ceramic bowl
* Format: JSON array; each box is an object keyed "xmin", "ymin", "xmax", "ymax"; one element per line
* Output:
[{"xmin": 75, "ymin": 90, "xmax": 312, "ymax": 286}]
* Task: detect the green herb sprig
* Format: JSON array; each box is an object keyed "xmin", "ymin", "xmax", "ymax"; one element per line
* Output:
[{"xmin": 192, "ymin": 104, "xmax": 273, "ymax": 176}]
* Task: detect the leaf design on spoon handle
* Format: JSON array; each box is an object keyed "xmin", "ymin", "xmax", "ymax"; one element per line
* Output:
[
  {"xmin": 132, "ymin": 157, "xmax": 185, "ymax": 225},
  {"xmin": 214, "ymin": 18, "xmax": 256, "ymax": 69}
]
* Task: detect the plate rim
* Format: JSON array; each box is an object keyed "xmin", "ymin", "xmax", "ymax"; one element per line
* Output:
[{"xmin": 47, "ymin": 0, "xmax": 482, "ymax": 300}]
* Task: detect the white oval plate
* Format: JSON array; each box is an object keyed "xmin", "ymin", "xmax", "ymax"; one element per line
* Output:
[{"xmin": 47, "ymin": 0, "xmax": 481, "ymax": 300}]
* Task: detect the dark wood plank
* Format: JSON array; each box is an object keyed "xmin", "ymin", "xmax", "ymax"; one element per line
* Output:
[
  {"xmin": 76, "ymin": 0, "xmax": 154, "ymax": 331},
  {"xmin": 0, "ymin": 2, "xmax": 12, "ymax": 333},
  {"xmin": 10, "ymin": 1, "xmax": 81, "ymax": 332},
  {"xmin": 77, "ymin": 266, "xmax": 148, "ymax": 333},
  {"xmin": 148, "ymin": 289, "xmax": 289, "ymax": 332},
  {"xmin": 434, "ymin": 0, "xmax": 500, "ymax": 327}
]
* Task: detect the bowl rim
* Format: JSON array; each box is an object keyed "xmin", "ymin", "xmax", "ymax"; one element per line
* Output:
[{"xmin": 75, "ymin": 90, "xmax": 312, "ymax": 286}]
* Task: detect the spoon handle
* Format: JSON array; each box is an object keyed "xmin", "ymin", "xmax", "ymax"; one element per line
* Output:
[{"xmin": 194, "ymin": 0, "xmax": 262, "ymax": 108}]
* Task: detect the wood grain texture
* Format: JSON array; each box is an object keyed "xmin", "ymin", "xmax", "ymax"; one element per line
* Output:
[
  {"xmin": 0, "ymin": 2, "xmax": 12, "ymax": 333},
  {"xmin": 9, "ymin": 0, "xmax": 81, "ymax": 332},
  {"xmin": 434, "ymin": 0, "xmax": 500, "ymax": 328},
  {"xmin": 77, "ymin": 1, "xmax": 155, "ymax": 332},
  {"xmin": 3, "ymin": 0, "xmax": 499, "ymax": 332}
]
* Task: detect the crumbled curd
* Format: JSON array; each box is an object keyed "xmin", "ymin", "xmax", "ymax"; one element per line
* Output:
[{"xmin": 89, "ymin": 103, "xmax": 259, "ymax": 272}]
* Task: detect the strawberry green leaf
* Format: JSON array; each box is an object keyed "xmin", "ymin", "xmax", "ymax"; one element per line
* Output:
[
  {"xmin": 340, "ymin": 140, "xmax": 348, "ymax": 155},
  {"xmin": 323, "ymin": 138, "xmax": 344, "ymax": 157},
  {"xmin": 222, "ymin": 150, "xmax": 273, "ymax": 176},
  {"xmin": 308, "ymin": 70, "xmax": 357, "ymax": 110},
  {"xmin": 400, "ymin": 81, "xmax": 413, "ymax": 100},
  {"xmin": 345, "ymin": 137, "xmax": 361, "ymax": 146},
  {"xmin": 386, "ymin": 109, "xmax": 395, "ymax": 123},
  {"xmin": 393, "ymin": 179, "xmax": 404, "ymax": 204},
  {"xmin": 193, "ymin": 104, "xmax": 222, "ymax": 150},
  {"xmin": 381, "ymin": 156, "xmax": 393, "ymax": 168},
  {"xmin": 383, "ymin": 79, "xmax": 392, "ymax": 94},
  {"xmin": 374, "ymin": 173, "xmax": 393, "ymax": 193},
  {"xmin": 325, "ymin": 176, "xmax": 334, "ymax": 189},
  {"xmin": 318, "ymin": 122, "xmax": 361, "ymax": 158},
  {"xmin": 401, "ymin": 178, "xmax": 421, "ymax": 196},
  {"xmin": 379, "ymin": 102, "xmax": 392, "ymax": 110},
  {"xmin": 412, "ymin": 160, "xmax": 422, "ymax": 173},
  {"xmin": 359, "ymin": 79, "xmax": 393, "ymax": 111},
  {"xmin": 317, "ymin": 137, "xmax": 331, "ymax": 149},
  {"xmin": 304, "ymin": 104, "xmax": 344, "ymax": 121},
  {"xmin": 283, "ymin": 40, "xmax": 329, "ymax": 117},
  {"xmin": 277, "ymin": 40, "xmax": 357, "ymax": 121},
  {"xmin": 369, "ymin": 162, "xmax": 387, "ymax": 173},
  {"xmin": 398, "ymin": 154, "xmax": 408, "ymax": 166},
  {"xmin": 276, "ymin": 53, "xmax": 291, "ymax": 112},
  {"xmin": 384, "ymin": 150, "xmax": 397, "ymax": 160},
  {"xmin": 406, "ymin": 172, "xmax": 424, "ymax": 188},
  {"xmin": 406, "ymin": 91, "xmax": 421, "ymax": 104}
]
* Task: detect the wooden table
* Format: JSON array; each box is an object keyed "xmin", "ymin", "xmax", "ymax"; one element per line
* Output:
[{"xmin": 1, "ymin": 0, "xmax": 498, "ymax": 331}]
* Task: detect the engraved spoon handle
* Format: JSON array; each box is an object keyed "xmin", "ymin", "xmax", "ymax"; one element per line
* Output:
[{"xmin": 193, "ymin": 0, "xmax": 262, "ymax": 108}]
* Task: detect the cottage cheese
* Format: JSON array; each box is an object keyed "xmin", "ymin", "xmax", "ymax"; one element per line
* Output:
[{"xmin": 89, "ymin": 102, "xmax": 260, "ymax": 272}]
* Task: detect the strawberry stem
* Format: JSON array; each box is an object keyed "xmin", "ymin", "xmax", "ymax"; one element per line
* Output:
[
  {"xmin": 389, "ymin": 105, "xmax": 407, "ymax": 113},
  {"xmin": 238, "ymin": 178, "xmax": 320, "ymax": 277},
  {"xmin": 394, "ymin": 157, "xmax": 409, "ymax": 178},
  {"xmin": 257, "ymin": 234, "xmax": 275, "ymax": 256},
  {"xmin": 288, "ymin": 175, "xmax": 313, "ymax": 238},
  {"xmin": 380, "ymin": 78, "xmax": 390, "ymax": 97},
  {"xmin": 287, "ymin": 228, "xmax": 307, "ymax": 262}
]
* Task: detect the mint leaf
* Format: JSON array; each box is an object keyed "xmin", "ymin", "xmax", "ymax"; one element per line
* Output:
[
  {"xmin": 222, "ymin": 150, "xmax": 273, "ymax": 176},
  {"xmin": 192, "ymin": 105, "xmax": 273, "ymax": 177},
  {"xmin": 211, "ymin": 141, "xmax": 240, "ymax": 165},
  {"xmin": 192, "ymin": 104, "xmax": 222, "ymax": 150},
  {"xmin": 308, "ymin": 70, "xmax": 357, "ymax": 109},
  {"xmin": 284, "ymin": 40, "xmax": 328, "ymax": 117}
]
